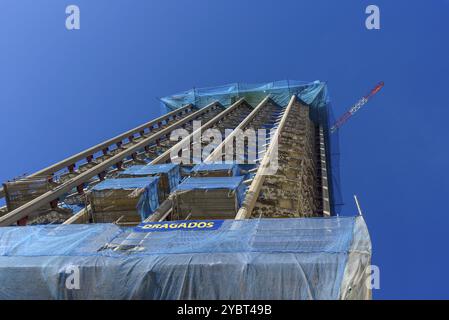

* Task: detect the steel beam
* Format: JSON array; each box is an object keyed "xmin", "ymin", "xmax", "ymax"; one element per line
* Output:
[
  {"xmin": 204, "ymin": 96, "xmax": 270, "ymax": 163},
  {"xmin": 0, "ymin": 104, "xmax": 193, "ymax": 199},
  {"xmin": 62, "ymin": 206, "xmax": 89, "ymax": 224},
  {"xmin": 318, "ymin": 125, "xmax": 331, "ymax": 216},
  {"xmin": 0, "ymin": 102, "xmax": 221, "ymax": 226},
  {"xmin": 235, "ymin": 95, "xmax": 296, "ymax": 220},
  {"xmin": 150, "ymin": 98, "xmax": 249, "ymax": 164}
]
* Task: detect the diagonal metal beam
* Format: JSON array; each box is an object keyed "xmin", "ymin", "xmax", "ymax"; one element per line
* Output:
[
  {"xmin": 150, "ymin": 98, "xmax": 249, "ymax": 164},
  {"xmin": 0, "ymin": 102, "xmax": 221, "ymax": 226},
  {"xmin": 62, "ymin": 206, "xmax": 89, "ymax": 224},
  {"xmin": 204, "ymin": 96, "xmax": 270, "ymax": 163},
  {"xmin": 0, "ymin": 104, "xmax": 194, "ymax": 199},
  {"xmin": 235, "ymin": 95, "xmax": 296, "ymax": 220},
  {"xmin": 63, "ymin": 100, "xmax": 249, "ymax": 225}
]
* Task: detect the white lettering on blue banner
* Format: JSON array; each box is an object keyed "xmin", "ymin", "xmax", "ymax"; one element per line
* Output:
[{"xmin": 134, "ymin": 220, "xmax": 224, "ymax": 232}]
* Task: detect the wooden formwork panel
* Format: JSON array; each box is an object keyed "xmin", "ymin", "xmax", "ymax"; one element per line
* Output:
[
  {"xmin": 174, "ymin": 189, "xmax": 238, "ymax": 220},
  {"xmin": 3, "ymin": 178, "xmax": 57, "ymax": 212},
  {"xmin": 90, "ymin": 188, "xmax": 143, "ymax": 213}
]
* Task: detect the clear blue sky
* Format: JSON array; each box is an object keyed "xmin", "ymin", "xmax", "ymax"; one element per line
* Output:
[{"xmin": 1, "ymin": 0, "xmax": 448, "ymax": 299}]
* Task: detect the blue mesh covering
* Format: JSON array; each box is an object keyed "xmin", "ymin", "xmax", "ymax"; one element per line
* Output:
[
  {"xmin": 191, "ymin": 162, "xmax": 240, "ymax": 176},
  {"xmin": 160, "ymin": 80, "xmax": 326, "ymax": 111},
  {"xmin": 0, "ymin": 223, "xmax": 122, "ymax": 257},
  {"xmin": 119, "ymin": 164, "xmax": 181, "ymax": 192},
  {"xmin": 92, "ymin": 178, "xmax": 160, "ymax": 221},
  {"xmin": 0, "ymin": 216, "xmax": 371, "ymax": 299},
  {"xmin": 136, "ymin": 181, "xmax": 160, "ymax": 221},
  {"xmin": 161, "ymin": 80, "xmax": 342, "ymax": 215},
  {"xmin": 176, "ymin": 176, "xmax": 246, "ymax": 207}
]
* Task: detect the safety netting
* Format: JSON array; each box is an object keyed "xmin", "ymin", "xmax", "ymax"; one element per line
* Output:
[
  {"xmin": 161, "ymin": 81, "xmax": 343, "ymax": 215},
  {"xmin": 0, "ymin": 216, "xmax": 371, "ymax": 299}
]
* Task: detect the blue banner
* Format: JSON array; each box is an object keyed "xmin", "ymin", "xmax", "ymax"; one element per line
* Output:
[{"xmin": 134, "ymin": 220, "xmax": 224, "ymax": 232}]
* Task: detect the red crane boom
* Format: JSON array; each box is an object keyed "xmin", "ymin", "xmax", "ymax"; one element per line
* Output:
[{"xmin": 330, "ymin": 81, "xmax": 384, "ymax": 133}]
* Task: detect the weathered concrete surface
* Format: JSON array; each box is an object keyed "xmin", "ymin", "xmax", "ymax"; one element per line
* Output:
[{"xmin": 251, "ymin": 101, "xmax": 322, "ymax": 218}]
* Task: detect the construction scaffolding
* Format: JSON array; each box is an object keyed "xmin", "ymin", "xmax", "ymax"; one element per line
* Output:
[
  {"xmin": 0, "ymin": 80, "xmax": 372, "ymax": 300},
  {"xmin": 160, "ymin": 80, "xmax": 342, "ymax": 215}
]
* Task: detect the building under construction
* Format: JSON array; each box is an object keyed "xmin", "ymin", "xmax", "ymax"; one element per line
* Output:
[{"xmin": 0, "ymin": 81, "xmax": 372, "ymax": 300}]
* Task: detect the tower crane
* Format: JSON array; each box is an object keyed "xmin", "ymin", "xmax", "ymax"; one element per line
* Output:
[{"xmin": 330, "ymin": 81, "xmax": 384, "ymax": 133}]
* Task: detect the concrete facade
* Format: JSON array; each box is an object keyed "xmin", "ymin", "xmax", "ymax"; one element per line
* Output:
[{"xmin": 251, "ymin": 101, "xmax": 322, "ymax": 218}]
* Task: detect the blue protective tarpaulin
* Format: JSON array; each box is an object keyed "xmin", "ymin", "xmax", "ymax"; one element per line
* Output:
[
  {"xmin": 0, "ymin": 216, "xmax": 371, "ymax": 299},
  {"xmin": 92, "ymin": 177, "xmax": 160, "ymax": 221},
  {"xmin": 92, "ymin": 177, "xmax": 158, "ymax": 191},
  {"xmin": 191, "ymin": 162, "xmax": 240, "ymax": 176},
  {"xmin": 176, "ymin": 176, "xmax": 244, "ymax": 190},
  {"xmin": 118, "ymin": 163, "xmax": 181, "ymax": 192},
  {"xmin": 175, "ymin": 176, "xmax": 246, "ymax": 207}
]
